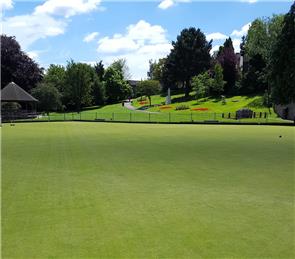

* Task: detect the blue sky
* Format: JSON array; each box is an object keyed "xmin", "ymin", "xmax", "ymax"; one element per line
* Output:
[{"xmin": 1, "ymin": 0, "xmax": 292, "ymax": 79}]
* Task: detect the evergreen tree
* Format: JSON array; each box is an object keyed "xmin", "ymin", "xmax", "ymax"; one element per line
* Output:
[
  {"xmin": 270, "ymin": 2, "xmax": 295, "ymax": 104},
  {"xmin": 164, "ymin": 27, "xmax": 212, "ymax": 98},
  {"xmin": 217, "ymin": 38, "xmax": 238, "ymax": 94}
]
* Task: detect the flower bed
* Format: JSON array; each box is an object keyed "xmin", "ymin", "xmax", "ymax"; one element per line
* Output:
[
  {"xmin": 160, "ymin": 105, "xmax": 172, "ymax": 110},
  {"xmin": 191, "ymin": 107, "xmax": 209, "ymax": 111}
]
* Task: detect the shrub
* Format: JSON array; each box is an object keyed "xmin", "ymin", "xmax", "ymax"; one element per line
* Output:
[{"xmin": 175, "ymin": 104, "xmax": 189, "ymax": 110}]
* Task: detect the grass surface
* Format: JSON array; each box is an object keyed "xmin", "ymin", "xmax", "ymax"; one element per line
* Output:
[
  {"xmin": 2, "ymin": 122, "xmax": 295, "ymax": 258},
  {"xmin": 40, "ymin": 94, "xmax": 291, "ymax": 124}
]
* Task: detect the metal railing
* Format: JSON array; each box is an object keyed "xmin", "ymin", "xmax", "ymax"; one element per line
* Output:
[{"xmin": 4, "ymin": 111, "xmax": 293, "ymax": 125}]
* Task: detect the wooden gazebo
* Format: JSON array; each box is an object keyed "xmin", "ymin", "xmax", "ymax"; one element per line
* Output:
[{"xmin": 1, "ymin": 82, "xmax": 38, "ymax": 120}]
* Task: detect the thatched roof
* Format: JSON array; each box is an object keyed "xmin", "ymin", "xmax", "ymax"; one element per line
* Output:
[{"xmin": 1, "ymin": 82, "xmax": 38, "ymax": 102}]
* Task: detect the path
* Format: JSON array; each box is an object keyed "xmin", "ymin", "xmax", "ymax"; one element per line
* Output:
[{"xmin": 123, "ymin": 101, "xmax": 159, "ymax": 113}]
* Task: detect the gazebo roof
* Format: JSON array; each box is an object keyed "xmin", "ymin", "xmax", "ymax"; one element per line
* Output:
[{"xmin": 1, "ymin": 82, "xmax": 38, "ymax": 102}]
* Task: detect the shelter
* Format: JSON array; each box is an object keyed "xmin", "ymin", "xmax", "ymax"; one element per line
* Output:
[{"xmin": 1, "ymin": 82, "xmax": 38, "ymax": 120}]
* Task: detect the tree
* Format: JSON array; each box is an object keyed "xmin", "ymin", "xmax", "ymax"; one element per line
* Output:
[
  {"xmin": 191, "ymin": 72, "xmax": 213, "ymax": 99},
  {"xmin": 31, "ymin": 83, "xmax": 61, "ymax": 115},
  {"xmin": 110, "ymin": 59, "xmax": 131, "ymax": 80},
  {"xmin": 1, "ymin": 35, "xmax": 43, "ymax": 90},
  {"xmin": 92, "ymin": 73, "xmax": 105, "ymax": 106},
  {"xmin": 270, "ymin": 2, "xmax": 295, "ymax": 104},
  {"xmin": 104, "ymin": 67, "xmax": 132, "ymax": 103},
  {"xmin": 164, "ymin": 28, "xmax": 212, "ymax": 98},
  {"xmin": 211, "ymin": 63, "xmax": 225, "ymax": 97},
  {"xmin": 64, "ymin": 61, "xmax": 94, "ymax": 111},
  {"xmin": 94, "ymin": 61, "xmax": 105, "ymax": 81},
  {"xmin": 137, "ymin": 80, "xmax": 161, "ymax": 106},
  {"xmin": 241, "ymin": 15, "xmax": 284, "ymax": 94},
  {"xmin": 43, "ymin": 64, "xmax": 66, "ymax": 93},
  {"xmin": 148, "ymin": 58, "xmax": 166, "ymax": 81},
  {"xmin": 217, "ymin": 38, "xmax": 237, "ymax": 94}
]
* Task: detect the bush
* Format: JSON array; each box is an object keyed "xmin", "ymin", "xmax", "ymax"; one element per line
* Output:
[
  {"xmin": 248, "ymin": 96, "xmax": 264, "ymax": 108},
  {"xmin": 175, "ymin": 104, "xmax": 189, "ymax": 110}
]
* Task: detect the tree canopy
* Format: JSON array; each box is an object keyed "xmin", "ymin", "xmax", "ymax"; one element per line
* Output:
[
  {"xmin": 270, "ymin": 2, "xmax": 295, "ymax": 104},
  {"xmin": 163, "ymin": 27, "xmax": 212, "ymax": 97},
  {"xmin": 1, "ymin": 35, "xmax": 43, "ymax": 91},
  {"xmin": 137, "ymin": 80, "xmax": 161, "ymax": 106}
]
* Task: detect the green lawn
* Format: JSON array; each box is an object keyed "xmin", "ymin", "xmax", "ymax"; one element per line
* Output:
[
  {"xmin": 2, "ymin": 122, "xmax": 294, "ymax": 258},
  {"xmin": 38, "ymin": 94, "xmax": 292, "ymax": 124}
]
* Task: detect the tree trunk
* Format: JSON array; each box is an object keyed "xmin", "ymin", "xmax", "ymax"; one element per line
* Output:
[
  {"xmin": 184, "ymin": 79, "xmax": 190, "ymax": 99},
  {"xmin": 148, "ymin": 96, "xmax": 152, "ymax": 106}
]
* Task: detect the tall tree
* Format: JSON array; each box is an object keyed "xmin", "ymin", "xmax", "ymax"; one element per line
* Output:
[
  {"xmin": 241, "ymin": 15, "xmax": 284, "ymax": 94},
  {"xmin": 110, "ymin": 59, "xmax": 131, "ymax": 80},
  {"xmin": 43, "ymin": 64, "xmax": 66, "ymax": 93},
  {"xmin": 270, "ymin": 2, "xmax": 295, "ymax": 104},
  {"xmin": 104, "ymin": 67, "xmax": 132, "ymax": 103},
  {"xmin": 1, "ymin": 35, "xmax": 43, "ymax": 90},
  {"xmin": 64, "ymin": 61, "xmax": 94, "ymax": 111},
  {"xmin": 164, "ymin": 28, "xmax": 212, "ymax": 98},
  {"xmin": 31, "ymin": 82, "xmax": 61, "ymax": 115},
  {"xmin": 217, "ymin": 38, "xmax": 238, "ymax": 94},
  {"xmin": 94, "ymin": 61, "xmax": 105, "ymax": 81}
]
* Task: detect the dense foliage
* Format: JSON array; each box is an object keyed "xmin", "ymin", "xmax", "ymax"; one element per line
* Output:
[
  {"xmin": 163, "ymin": 28, "xmax": 212, "ymax": 97},
  {"xmin": 31, "ymin": 83, "xmax": 61, "ymax": 114},
  {"xmin": 270, "ymin": 2, "xmax": 295, "ymax": 104},
  {"xmin": 137, "ymin": 80, "xmax": 161, "ymax": 106},
  {"xmin": 216, "ymin": 38, "xmax": 238, "ymax": 94},
  {"xmin": 1, "ymin": 35, "xmax": 43, "ymax": 91},
  {"xmin": 104, "ymin": 66, "xmax": 132, "ymax": 103}
]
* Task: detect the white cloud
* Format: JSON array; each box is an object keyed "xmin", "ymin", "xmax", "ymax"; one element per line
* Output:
[
  {"xmin": 97, "ymin": 20, "xmax": 172, "ymax": 79},
  {"xmin": 97, "ymin": 20, "xmax": 168, "ymax": 54},
  {"xmin": 83, "ymin": 32, "xmax": 99, "ymax": 42},
  {"xmin": 2, "ymin": 13, "xmax": 67, "ymax": 49},
  {"xmin": 158, "ymin": 0, "xmax": 175, "ymax": 10},
  {"xmin": 0, "ymin": 0, "xmax": 13, "ymax": 10},
  {"xmin": 98, "ymin": 36, "xmax": 139, "ymax": 53},
  {"xmin": 241, "ymin": 0, "xmax": 258, "ymax": 3},
  {"xmin": 232, "ymin": 38, "xmax": 241, "ymax": 53},
  {"xmin": 34, "ymin": 0, "xmax": 101, "ymax": 18},
  {"xmin": 27, "ymin": 50, "xmax": 39, "ymax": 60},
  {"xmin": 2, "ymin": 0, "xmax": 101, "ymax": 51},
  {"xmin": 231, "ymin": 22, "xmax": 251, "ymax": 37},
  {"xmin": 206, "ymin": 32, "xmax": 228, "ymax": 41},
  {"xmin": 210, "ymin": 45, "xmax": 220, "ymax": 55}
]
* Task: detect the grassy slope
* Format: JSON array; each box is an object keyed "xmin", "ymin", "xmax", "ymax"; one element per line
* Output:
[
  {"xmin": 2, "ymin": 122, "xmax": 294, "ymax": 258},
  {"xmin": 44, "ymin": 94, "xmax": 289, "ymax": 123},
  {"xmin": 132, "ymin": 94, "xmax": 272, "ymax": 113}
]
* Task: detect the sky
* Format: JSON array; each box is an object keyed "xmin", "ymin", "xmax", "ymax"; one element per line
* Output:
[{"xmin": 1, "ymin": 0, "xmax": 292, "ymax": 79}]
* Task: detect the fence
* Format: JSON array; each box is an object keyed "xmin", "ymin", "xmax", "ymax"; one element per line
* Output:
[{"xmin": 5, "ymin": 111, "xmax": 293, "ymax": 125}]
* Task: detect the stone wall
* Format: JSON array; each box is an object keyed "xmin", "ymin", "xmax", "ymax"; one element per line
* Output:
[{"xmin": 274, "ymin": 103, "xmax": 295, "ymax": 121}]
